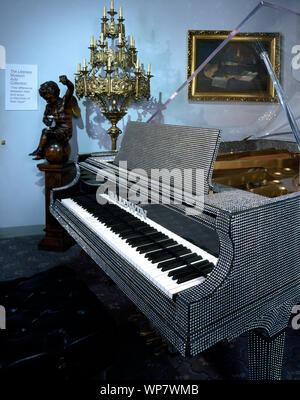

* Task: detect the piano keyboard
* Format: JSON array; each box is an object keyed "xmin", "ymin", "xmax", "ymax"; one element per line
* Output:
[{"xmin": 61, "ymin": 196, "xmax": 218, "ymax": 299}]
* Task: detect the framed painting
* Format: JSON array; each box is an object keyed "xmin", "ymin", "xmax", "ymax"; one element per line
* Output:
[{"xmin": 187, "ymin": 30, "xmax": 280, "ymax": 102}]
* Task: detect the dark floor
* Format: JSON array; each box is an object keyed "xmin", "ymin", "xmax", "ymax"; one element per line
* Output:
[{"xmin": 0, "ymin": 235, "xmax": 300, "ymax": 381}]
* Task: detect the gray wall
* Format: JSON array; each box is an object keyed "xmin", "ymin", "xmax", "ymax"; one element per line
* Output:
[{"xmin": 0, "ymin": 0, "xmax": 299, "ymax": 229}]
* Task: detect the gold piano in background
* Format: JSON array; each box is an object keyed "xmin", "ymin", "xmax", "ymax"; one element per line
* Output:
[{"xmin": 212, "ymin": 142, "xmax": 300, "ymax": 197}]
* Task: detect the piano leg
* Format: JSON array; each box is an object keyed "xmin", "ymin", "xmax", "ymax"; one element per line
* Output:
[{"xmin": 248, "ymin": 329, "xmax": 286, "ymax": 380}]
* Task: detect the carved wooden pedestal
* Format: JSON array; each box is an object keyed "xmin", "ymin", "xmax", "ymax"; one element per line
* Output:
[{"xmin": 37, "ymin": 162, "xmax": 75, "ymax": 252}]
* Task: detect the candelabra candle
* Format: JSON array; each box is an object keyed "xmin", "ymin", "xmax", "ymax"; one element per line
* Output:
[
  {"xmin": 110, "ymin": 0, "xmax": 114, "ymax": 11},
  {"xmin": 103, "ymin": 6, "xmax": 106, "ymax": 17},
  {"xmin": 78, "ymin": 63, "xmax": 81, "ymax": 73},
  {"xmin": 90, "ymin": 35, "xmax": 94, "ymax": 46},
  {"xmin": 90, "ymin": 47, "xmax": 94, "ymax": 65},
  {"xmin": 119, "ymin": 7, "xmax": 122, "ymax": 17}
]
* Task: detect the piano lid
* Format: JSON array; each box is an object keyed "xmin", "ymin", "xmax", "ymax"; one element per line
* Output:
[{"xmin": 114, "ymin": 121, "xmax": 221, "ymax": 195}]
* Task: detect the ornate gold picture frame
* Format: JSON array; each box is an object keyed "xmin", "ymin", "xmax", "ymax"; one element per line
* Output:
[{"xmin": 187, "ymin": 30, "xmax": 280, "ymax": 102}]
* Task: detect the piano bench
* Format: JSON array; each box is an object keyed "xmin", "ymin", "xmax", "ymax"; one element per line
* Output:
[{"xmin": 0, "ymin": 265, "xmax": 118, "ymax": 381}]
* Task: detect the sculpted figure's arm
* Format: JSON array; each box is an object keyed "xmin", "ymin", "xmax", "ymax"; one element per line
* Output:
[
  {"xmin": 42, "ymin": 104, "xmax": 53, "ymax": 126},
  {"xmin": 59, "ymin": 75, "xmax": 74, "ymax": 107}
]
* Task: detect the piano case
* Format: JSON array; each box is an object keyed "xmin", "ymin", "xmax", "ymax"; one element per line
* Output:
[{"xmin": 0, "ymin": 266, "xmax": 117, "ymax": 381}]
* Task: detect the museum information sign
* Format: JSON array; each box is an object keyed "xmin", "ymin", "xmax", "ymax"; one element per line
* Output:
[{"xmin": 5, "ymin": 64, "xmax": 37, "ymax": 110}]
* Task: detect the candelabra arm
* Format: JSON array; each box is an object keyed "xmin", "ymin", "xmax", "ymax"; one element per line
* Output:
[
  {"xmin": 135, "ymin": 72, "xmax": 140, "ymax": 99},
  {"xmin": 83, "ymin": 76, "xmax": 87, "ymax": 96}
]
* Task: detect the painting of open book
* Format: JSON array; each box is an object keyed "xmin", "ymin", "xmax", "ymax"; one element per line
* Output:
[{"xmin": 187, "ymin": 30, "xmax": 280, "ymax": 102}]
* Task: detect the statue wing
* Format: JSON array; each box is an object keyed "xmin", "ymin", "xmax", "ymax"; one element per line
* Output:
[{"xmin": 70, "ymin": 96, "xmax": 81, "ymax": 118}]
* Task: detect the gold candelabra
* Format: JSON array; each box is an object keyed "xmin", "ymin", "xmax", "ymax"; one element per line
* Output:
[{"xmin": 75, "ymin": 1, "xmax": 153, "ymax": 150}]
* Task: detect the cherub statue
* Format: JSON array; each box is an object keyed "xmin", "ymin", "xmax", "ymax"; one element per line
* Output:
[{"xmin": 29, "ymin": 75, "xmax": 80, "ymax": 161}]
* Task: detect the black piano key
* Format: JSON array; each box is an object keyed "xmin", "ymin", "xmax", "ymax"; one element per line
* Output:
[
  {"xmin": 149, "ymin": 236, "xmax": 171, "ymax": 245},
  {"xmin": 168, "ymin": 244, "xmax": 186, "ymax": 252},
  {"xmin": 135, "ymin": 227, "xmax": 157, "ymax": 235},
  {"xmin": 113, "ymin": 225, "xmax": 135, "ymax": 234},
  {"xmin": 190, "ymin": 260, "xmax": 211, "ymax": 272},
  {"xmin": 119, "ymin": 231, "xmax": 144, "ymax": 242},
  {"xmin": 196, "ymin": 263, "xmax": 214, "ymax": 275},
  {"xmin": 117, "ymin": 214, "xmax": 137, "ymax": 222},
  {"xmin": 127, "ymin": 237, "xmax": 175, "ymax": 251},
  {"xmin": 107, "ymin": 220, "xmax": 128, "ymax": 228},
  {"xmin": 143, "ymin": 232, "xmax": 168, "ymax": 241},
  {"xmin": 174, "ymin": 269, "xmax": 201, "ymax": 281},
  {"xmin": 146, "ymin": 249, "xmax": 176, "ymax": 262},
  {"xmin": 159, "ymin": 239, "xmax": 177, "ymax": 248},
  {"xmin": 137, "ymin": 238, "xmax": 172, "ymax": 253},
  {"xmin": 149, "ymin": 252, "xmax": 175, "ymax": 263},
  {"xmin": 109, "ymin": 223, "xmax": 131, "ymax": 232},
  {"xmin": 135, "ymin": 231, "xmax": 168, "ymax": 244},
  {"xmin": 109, "ymin": 208, "xmax": 129, "ymax": 216},
  {"xmin": 176, "ymin": 271, "xmax": 203, "ymax": 284},
  {"xmin": 127, "ymin": 221, "xmax": 147, "ymax": 229},
  {"xmin": 173, "ymin": 266, "xmax": 213, "ymax": 285},
  {"xmin": 182, "ymin": 253, "xmax": 203, "ymax": 263},
  {"xmin": 168, "ymin": 266, "xmax": 191, "ymax": 277},
  {"xmin": 93, "ymin": 212, "xmax": 116, "ymax": 220},
  {"xmin": 143, "ymin": 239, "xmax": 175, "ymax": 249},
  {"xmin": 169, "ymin": 260, "xmax": 210, "ymax": 278},
  {"xmin": 92, "ymin": 208, "xmax": 134, "ymax": 223},
  {"xmin": 137, "ymin": 243, "xmax": 162, "ymax": 254},
  {"xmin": 159, "ymin": 258, "xmax": 187, "ymax": 271},
  {"xmin": 120, "ymin": 231, "xmax": 144, "ymax": 240},
  {"xmin": 158, "ymin": 253, "xmax": 202, "ymax": 271},
  {"xmin": 133, "ymin": 225, "xmax": 153, "ymax": 233},
  {"xmin": 95, "ymin": 216, "xmax": 116, "ymax": 224},
  {"xmin": 127, "ymin": 236, "xmax": 153, "ymax": 247},
  {"xmin": 168, "ymin": 245, "xmax": 191, "ymax": 257},
  {"xmin": 172, "ymin": 248, "xmax": 192, "ymax": 257}
]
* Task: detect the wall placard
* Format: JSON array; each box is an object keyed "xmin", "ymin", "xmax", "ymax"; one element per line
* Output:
[{"xmin": 5, "ymin": 64, "xmax": 37, "ymax": 110}]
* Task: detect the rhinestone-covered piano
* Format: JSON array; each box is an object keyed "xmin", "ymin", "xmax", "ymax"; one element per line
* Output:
[{"xmin": 50, "ymin": 121, "xmax": 300, "ymax": 380}]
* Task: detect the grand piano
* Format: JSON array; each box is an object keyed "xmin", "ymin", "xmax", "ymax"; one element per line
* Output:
[
  {"xmin": 49, "ymin": 2, "xmax": 300, "ymax": 378},
  {"xmin": 50, "ymin": 120, "xmax": 300, "ymax": 380}
]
